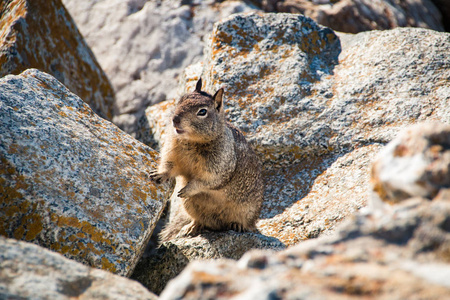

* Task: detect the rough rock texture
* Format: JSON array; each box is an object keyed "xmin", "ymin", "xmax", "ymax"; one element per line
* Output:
[
  {"xmin": 160, "ymin": 194, "xmax": 450, "ymax": 300},
  {"xmin": 0, "ymin": 0, "xmax": 115, "ymax": 120},
  {"xmin": 261, "ymin": 0, "xmax": 444, "ymax": 33},
  {"xmin": 0, "ymin": 236, "xmax": 158, "ymax": 300},
  {"xmin": 131, "ymin": 231, "xmax": 285, "ymax": 294},
  {"xmin": 139, "ymin": 13, "xmax": 450, "ymax": 246},
  {"xmin": 0, "ymin": 69, "xmax": 172, "ymax": 276},
  {"xmin": 201, "ymin": 14, "xmax": 449, "ymax": 164},
  {"xmin": 372, "ymin": 122, "xmax": 450, "ymax": 204},
  {"xmin": 160, "ymin": 123, "xmax": 450, "ymax": 298},
  {"xmin": 258, "ymin": 144, "xmax": 382, "ymax": 243},
  {"xmin": 62, "ymin": 0, "xmax": 259, "ymax": 134}
]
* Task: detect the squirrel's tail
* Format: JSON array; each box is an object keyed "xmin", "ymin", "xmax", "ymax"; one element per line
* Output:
[{"xmin": 158, "ymin": 210, "xmax": 191, "ymax": 244}]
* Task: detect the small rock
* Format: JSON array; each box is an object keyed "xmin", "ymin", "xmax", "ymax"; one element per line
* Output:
[
  {"xmin": 0, "ymin": 236, "xmax": 158, "ymax": 300},
  {"xmin": 371, "ymin": 122, "xmax": 450, "ymax": 204},
  {"xmin": 131, "ymin": 231, "xmax": 285, "ymax": 295}
]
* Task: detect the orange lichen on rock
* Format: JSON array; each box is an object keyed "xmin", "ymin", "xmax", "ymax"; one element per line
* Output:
[
  {"xmin": 0, "ymin": 0, "xmax": 115, "ymax": 120},
  {"xmin": 0, "ymin": 69, "xmax": 172, "ymax": 276}
]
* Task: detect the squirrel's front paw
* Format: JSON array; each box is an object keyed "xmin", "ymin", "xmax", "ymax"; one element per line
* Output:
[
  {"xmin": 177, "ymin": 186, "xmax": 188, "ymax": 198},
  {"xmin": 177, "ymin": 184, "xmax": 196, "ymax": 198},
  {"xmin": 149, "ymin": 170, "xmax": 169, "ymax": 184}
]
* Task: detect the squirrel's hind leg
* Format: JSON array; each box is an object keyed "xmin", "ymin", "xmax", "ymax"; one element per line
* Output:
[{"xmin": 177, "ymin": 220, "xmax": 204, "ymax": 238}]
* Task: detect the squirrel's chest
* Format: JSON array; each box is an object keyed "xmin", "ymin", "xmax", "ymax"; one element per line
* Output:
[{"xmin": 172, "ymin": 144, "xmax": 212, "ymax": 175}]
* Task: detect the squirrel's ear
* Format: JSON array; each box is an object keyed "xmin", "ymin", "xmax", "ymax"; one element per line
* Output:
[
  {"xmin": 195, "ymin": 78, "xmax": 202, "ymax": 93},
  {"xmin": 213, "ymin": 88, "xmax": 224, "ymax": 112}
]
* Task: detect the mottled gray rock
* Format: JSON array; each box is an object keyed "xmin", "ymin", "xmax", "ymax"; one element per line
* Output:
[
  {"xmin": 159, "ymin": 192, "xmax": 450, "ymax": 300},
  {"xmin": 0, "ymin": 69, "xmax": 172, "ymax": 276},
  {"xmin": 201, "ymin": 15, "xmax": 450, "ymax": 165},
  {"xmin": 0, "ymin": 236, "xmax": 158, "ymax": 300},
  {"xmin": 139, "ymin": 13, "xmax": 450, "ymax": 246},
  {"xmin": 201, "ymin": 13, "xmax": 340, "ymax": 164},
  {"xmin": 0, "ymin": 0, "xmax": 115, "ymax": 120},
  {"xmin": 131, "ymin": 231, "xmax": 285, "ymax": 295},
  {"xmin": 371, "ymin": 122, "xmax": 450, "ymax": 204},
  {"xmin": 62, "ymin": 0, "xmax": 259, "ymax": 134},
  {"xmin": 258, "ymin": 144, "xmax": 382, "ymax": 244},
  {"xmin": 272, "ymin": 0, "xmax": 444, "ymax": 33}
]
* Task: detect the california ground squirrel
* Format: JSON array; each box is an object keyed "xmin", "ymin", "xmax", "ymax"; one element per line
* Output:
[{"xmin": 150, "ymin": 78, "xmax": 264, "ymax": 242}]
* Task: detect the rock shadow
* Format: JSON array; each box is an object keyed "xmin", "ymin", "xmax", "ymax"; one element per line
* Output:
[
  {"xmin": 131, "ymin": 230, "xmax": 284, "ymax": 295},
  {"xmin": 260, "ymin": 152, "xmax": 346, "ymax": 220}
]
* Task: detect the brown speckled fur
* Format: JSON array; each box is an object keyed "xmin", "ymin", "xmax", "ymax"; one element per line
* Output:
[{"xmin": 150, "ymin": 79, "xmax": 264, "ymax": 242}]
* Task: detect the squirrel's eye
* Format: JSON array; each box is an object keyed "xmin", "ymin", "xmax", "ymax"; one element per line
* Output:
[{"xmin": 197, "ymin": 108, "xmax": 207, "ymax": 116}]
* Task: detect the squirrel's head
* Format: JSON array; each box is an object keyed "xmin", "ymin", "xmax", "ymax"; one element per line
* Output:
[{"xmin": 172, "ymin": 78, "xmax": 225, "ymax": 143}]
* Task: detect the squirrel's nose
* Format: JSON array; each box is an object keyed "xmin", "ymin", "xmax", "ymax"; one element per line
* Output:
[{"xmin": 173, "ymin": 115, "xmax": 181, "ymax": 126}]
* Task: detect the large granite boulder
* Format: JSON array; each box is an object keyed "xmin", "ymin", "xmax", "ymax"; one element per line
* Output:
[
  {"xmin": 0, "ymin": 236, "xmax": 157, "ymax": 300},
  {"xmin": 0, "ymin": 0, "xmax": 115, "ymax": 120},
  {"xmin": 159, "ymin": 122, "xmax": 450, "ymax": 299},
  {"xmin": 139, "ymin": 13, "xmax": 450, "ymax": 247},
  {"xmin": 0, "ymin": 69, "xmax": 172, "ymax": 276},
  {"xmin": 261, "ymin": 0, "xmax": 444, "ymax": 33},
  {"xmin": 62, "ymin": 0, "xmax": 259, "ymax": 134}
]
